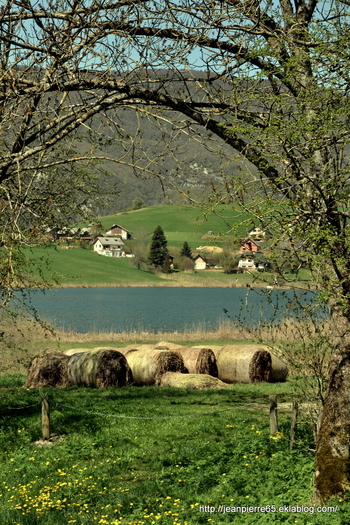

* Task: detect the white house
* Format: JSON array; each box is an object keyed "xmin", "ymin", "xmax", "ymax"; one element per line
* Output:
[
  {"xmin": 238, "ymin": 257, "xmax": 257, "ymax": 270},
  {"xmin": 93, "ymin": 237, "xmax": 125, "ymax": 257},
  {"xmin": 104, "ymin": 224, "xmax": 131, "ymax": 240}
]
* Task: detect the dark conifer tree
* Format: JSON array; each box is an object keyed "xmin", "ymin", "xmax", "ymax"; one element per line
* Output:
[
  {"xmin": 148, "ymin": 225, "xmax": 168, "ymax": 268},
  {"xmin": 180, "ymin": 241, "xmax": 192, "ymax": 259}
]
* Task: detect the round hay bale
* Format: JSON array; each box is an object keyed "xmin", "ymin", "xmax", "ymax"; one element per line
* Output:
[
  {"xmin": 64, "ymin": 348, "xmax": 92, "ymax": 356},
  {"xmin": 26, "ymin": 348, "xmax": 70, "ymax": 388},
  {"xmin": 235, "ymin": 344, "xmax": 288, "ymax": 382},
  {"xmin": 174, "ymin": 347, "xmax": 218, "ymax": 376},
  {"xmin": 215, "ymin": 345, "xmax": 273, "ymax": 383},
  {"xmin": 125, "ymin": 348, "xmax": 185, "ymax": 386},
  {"xmin": 159, "ymin": 372, "xmax": 229, "ymax": 389},
  {"xmin": 210, "ymin": 344, "xmax": 288, "ymax": 383},
  {"xmin": 67, "ymin": 348, "xmax": 133, "ymax": 388}
]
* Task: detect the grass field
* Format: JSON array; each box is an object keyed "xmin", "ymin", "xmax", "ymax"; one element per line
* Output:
[
  {"xmin": 1, "ymin": 375, "xmax": 347, "ymax": 525},
  {"xmin": 86, "ymin": 205, "xmax": 249, "ymax": 248},
  {"xmin": 24, "ymin": 246, "xmax": 165, "ymax": 287}
]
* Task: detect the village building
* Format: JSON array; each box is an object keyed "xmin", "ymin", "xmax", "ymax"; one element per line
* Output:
[
  {"xmin": 104, "ymin": 224, "xmax": 131, "ymax": 240},
  {"xmin": 239, "ymin": 238, "xmax": 260, "ymax": 253},
  {"xmin": 193, "ymin": 254, "xmax": 207, "ymax": 270},
  {"xmin": 93, "ymin": 237, "xmax": 126, "ymax": 257},
  {"xmin": 238, "ymin": 257, "xmax": 265, "ymax": 271}
]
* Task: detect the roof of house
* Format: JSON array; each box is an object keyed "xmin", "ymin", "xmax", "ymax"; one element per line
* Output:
[
  {"xmin": 105, "ymin": 224, "xmax": 130, "ymax": 232},
  {"xmin": 94, "ymin": 237, "xmax": 125, "ymax": 247},
  {"xmin": 193, "ymin": 254, "xmax": 207, "ymax": 262},
  {"xmin": 241, "ymin": 237, "xmax": 260, "ymax": 247}
]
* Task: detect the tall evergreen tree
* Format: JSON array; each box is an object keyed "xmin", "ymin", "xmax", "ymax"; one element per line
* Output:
[
  {"xmin": 180, "ymin": 241, "xmax": 192, "ymax": 259},
  {"xmin": 148, "ymin": 226, "xmax": 168, "ymax": 268}
]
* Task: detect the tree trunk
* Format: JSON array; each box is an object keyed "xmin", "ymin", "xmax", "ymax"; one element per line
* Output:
[{"xmin": 315, "ymin": 302, "xmax": 350, "ymax": 500}]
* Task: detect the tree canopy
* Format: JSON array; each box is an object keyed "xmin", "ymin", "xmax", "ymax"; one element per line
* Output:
[{"xmin": 3, "ymin": 0, "xmax": 350, "ymax": 499}]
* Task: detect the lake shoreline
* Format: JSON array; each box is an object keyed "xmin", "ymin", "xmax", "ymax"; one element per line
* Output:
[{"xmin": 55, "ymin": 281, "xmax": 312, "ymax": 290}]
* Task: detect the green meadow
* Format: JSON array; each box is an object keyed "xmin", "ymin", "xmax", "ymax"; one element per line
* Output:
[
  {"xmin": 24, "ymin": 245, "xmax": 266, "ymax": 288},
  {"xmin": 88, "ymin": 205, "xmax": 248, "ymax": 248},
  {"xmin": 24, "ymin": 246, "xmax": 164, "ymax": 287},
  {"xmin": 1, "ymin": 376, "xmax": 347, "ymax": 525}
]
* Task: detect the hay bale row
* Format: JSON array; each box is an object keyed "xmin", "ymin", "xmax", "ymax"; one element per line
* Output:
[
  {"xmin": 26, "ymin": 343, "xmax": 288, "ymax": 389},
  {"xmin": 159, "ymin": 372, "xmax": 228, "ymax": 390}
]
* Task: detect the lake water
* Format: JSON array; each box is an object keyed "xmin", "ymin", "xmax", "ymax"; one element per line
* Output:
[{"xmin": 22, "ymin": 287, "xmax": 319, "ymax": 334}]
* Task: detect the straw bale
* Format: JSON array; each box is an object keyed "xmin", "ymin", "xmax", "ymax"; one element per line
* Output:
[
  {"xmin": 173, "ymin": 347, "xmax": 218, "ymax": 376},
  {"xmin": 214, "ymin": 345, "xmax": 288, "ymax": 383},
  {"xmin": 242, "ymin": 344, "xmax": 288, "ymax": 382},
  {"xmin": 67, "ymin": 348, "xmax": 133, "ymax": 388},
  {"xmin": 124, "ymin": 348, "xmax": 185, "ymax": 386},
  {"xmin": 26, "ymin": 348, "xmax": 70, "ymax": 388},
  {"xmin": 159, "ymin": 372, "xmax": 229, "ymax": 389}
]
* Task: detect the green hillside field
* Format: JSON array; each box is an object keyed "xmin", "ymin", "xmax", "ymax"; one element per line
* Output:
[
  {"xmin": 21, "ymin": 205, "xmax": 310, "ymax": 288},
  {"xmin": 24, "ymin": 246, "xmax": 164, "ymax": 287},
  {"xmin": 25, "ymin": 245, "xmax": 275, "ymax": 288},
  {"xmin": 92, "ymin": 204, "xmax": 249, "ymax": 248}
]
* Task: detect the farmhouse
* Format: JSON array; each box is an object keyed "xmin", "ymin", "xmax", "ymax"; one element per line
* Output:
[
  {"xmin": 193, "ymin": 254, "xmax": 207, "ymax": 270},
  {"xmin": 105, "ymin": 224, "xmax": 131, "ymax": 240},
  {"xmin": 93, "ymin": 237, "xmax": 125, "ymax": 257},
  {"xmin": 239, "ymin": 238, "xmax": 260, "ymax": 253}
]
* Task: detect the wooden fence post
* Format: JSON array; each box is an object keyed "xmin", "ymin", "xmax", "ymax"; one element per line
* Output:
[
  {"xmin": 42, "ymin": 396, "xmax": 50, "ymax": 440},
  {"xmin": 269, "ymin": 395, "xmax": 278, "ymax": 435},
  {"xmin": 290, "ymin": 401, "xmax": 299, "ymax": 450}
]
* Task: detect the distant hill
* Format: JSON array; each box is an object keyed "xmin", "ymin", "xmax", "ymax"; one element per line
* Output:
[{"xmin": 74, "ymin": 71, "xmax": 251, "ymax": 215}]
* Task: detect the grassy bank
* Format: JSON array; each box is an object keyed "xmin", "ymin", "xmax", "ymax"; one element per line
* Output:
[{"xmin": 0, "ymin": 376, "xmax": 347, "ymax": 525}]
